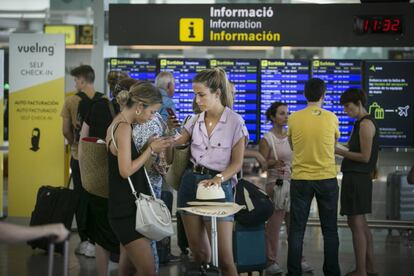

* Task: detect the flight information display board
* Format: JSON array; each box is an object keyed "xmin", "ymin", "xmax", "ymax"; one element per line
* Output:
[
  {"xmin": 159, "ymin": 58, "xmax": 208, "ymax": 122},
  {"xmin": 365, "ymin": 61, "xmax": 414, "ymax": 147},
  {"xmin": 260, "ymin": 60, "xmax": 310, "ymax": 137},
  {"xmin": 312, "ymin": 60, "xmax": 363, "ymax": 143},
  {"xmin": 108, "ymin": 58, "xmax": 157, "ymax": 82},
  {"xmin": 210, "ymin": 59, "xmax": 259, "ymax": 143}
]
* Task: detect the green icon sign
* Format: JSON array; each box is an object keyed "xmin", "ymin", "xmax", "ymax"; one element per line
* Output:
[{"xmin": 368, "ymin": 102, "xmax": 384, "ymax": 119}]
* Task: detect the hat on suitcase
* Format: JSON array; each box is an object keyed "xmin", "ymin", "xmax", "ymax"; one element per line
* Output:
[{"xmin": 178, "ymin": 184, "xmax": 245, "ymax": 217}]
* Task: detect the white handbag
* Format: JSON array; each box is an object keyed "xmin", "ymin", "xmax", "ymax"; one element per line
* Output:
[
  {"xmin": 267, "ymin": 132, "xmax": 291, "ymax": 211},
  {"xmin": 111, "ymin": 123, "xmax": 174, "ymax": 241},
  {"xmin": 128, "ymin": 169, "xmax": 174, "ymax": 241}
]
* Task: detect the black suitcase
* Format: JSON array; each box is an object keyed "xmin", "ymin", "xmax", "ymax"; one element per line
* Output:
[
  {"xmin": 386, "ymin": 171, "xmax": 414, "ymax": 220},
  {"xmin": 28, "ymin": 186, "xmax": 79, "ymax": 253},
  {"xmin": 157, "ymin": 191, "xmax": 173, "ymax": 264}
]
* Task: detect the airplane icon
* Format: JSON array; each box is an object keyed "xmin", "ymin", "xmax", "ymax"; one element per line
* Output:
[{"xmin": 397, "ymin": 105, "xmax": 410, "ymax": 117}]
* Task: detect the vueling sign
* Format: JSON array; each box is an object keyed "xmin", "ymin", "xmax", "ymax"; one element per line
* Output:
[{"xmin": 179, "ymin": 18, "xmax": 204, "ymax": 42}]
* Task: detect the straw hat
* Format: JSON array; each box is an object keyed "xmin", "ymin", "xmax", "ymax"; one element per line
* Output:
[{"xmin": 178, "ymin": 184, "xmax": 245, "ymax": 217}]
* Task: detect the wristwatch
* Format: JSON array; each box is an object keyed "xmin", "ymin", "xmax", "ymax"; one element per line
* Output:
[{"xmin": 215, "ymin": 174, "xmax": 225, "ymax": 183}]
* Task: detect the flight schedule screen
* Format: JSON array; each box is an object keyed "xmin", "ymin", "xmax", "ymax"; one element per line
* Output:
[
  {"xmin": 312, "ymin": 60, "xmax": 362, "ymax": 143},
  {"xmin": 210, "ymin": 59, "xmax": 259, "ymax": 143},
  {"xmin": 365, "ymin": 61, "xmax": 414, "ymax": 147},
  {"xmin": 108, "ymin": 58, "xmax": 157, "ymax": 82},
  {"xmin": 159, "ymin": 59, "xmax": 208, "ymax": 122},
  {"xmin": 260, "ymin": 60, "xmax": 310, "ymax": 137}
]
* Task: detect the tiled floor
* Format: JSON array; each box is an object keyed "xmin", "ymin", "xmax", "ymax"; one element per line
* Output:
[{"xmin": 0, "ymin": 217, "xmax": 413, "ymax": 275}]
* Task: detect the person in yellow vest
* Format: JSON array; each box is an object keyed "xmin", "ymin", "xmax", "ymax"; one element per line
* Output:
[{"xmin": 287, "ymin": 78, "xmax": 341, "ymax": 276}]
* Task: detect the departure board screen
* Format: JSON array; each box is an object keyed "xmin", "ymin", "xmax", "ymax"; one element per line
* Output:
[
  {"xmin": 260, "ymin": 60, "xmax": 310, "ymax": 137},
  {"xmin": 312, "ymin": 60, "xmax": 363, "ymax": 143},
  {"xmin": 365, "ymin": 61, "xmax": 414, "ymax": 147},
  {"xmin": 108, "ymin": 58, "xmax": 157, "ymax": 82},
  {"xmin": 159, "ymin": 58, "xmax": 208, "ymax": 122},
  {"xmin": 210, "ymin": 59, "xmax": 259, "ymax": 143}
]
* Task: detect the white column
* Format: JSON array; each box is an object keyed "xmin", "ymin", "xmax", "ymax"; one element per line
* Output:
[{"xmin": 91, "ymin": 0, "xmax": 117, "ymax": 94}]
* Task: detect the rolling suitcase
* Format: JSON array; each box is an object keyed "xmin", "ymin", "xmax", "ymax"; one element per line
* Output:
[
  {"xmin": 181, "ymin": 217, "xmax": 220, "ymax": 276},
  {"xmin": 157, "ymin": 191, "xmax": 173, "ymax": 264},
  {"xmin": 28, "ymin": 186, "xmax": 79, "ymax": 253},
  {"xmin": 48, "ymin": 239, "xmax": 69, "ymax": 276},
  {"xmin": 386, "ymin": 171, "xmax": 414, "ymax": 220},
  {"xmin": 233, "ymin": 222, "xmax": 266, "ymax": 275}
]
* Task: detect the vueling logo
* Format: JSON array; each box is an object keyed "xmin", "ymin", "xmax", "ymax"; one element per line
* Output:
[{"xmin": 179, "ymin": 18, "xmax": 204, "ymax": 42}]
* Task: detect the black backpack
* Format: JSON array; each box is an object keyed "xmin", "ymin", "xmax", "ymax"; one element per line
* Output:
[
  {"xmin": 74, "ymin": 91, "xmax": 104, "ymax": 141},
  {"xmin": 234, "ymin": 179, "xmax": 274, "ymax": 226}
]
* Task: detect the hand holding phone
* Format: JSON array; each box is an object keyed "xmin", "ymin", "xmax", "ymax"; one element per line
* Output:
[{"xmin": 166, "ymin": 108, "xmax": 181, "ymax": 129}]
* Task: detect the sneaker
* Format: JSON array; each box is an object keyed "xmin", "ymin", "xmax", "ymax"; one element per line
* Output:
[
  {"xmin": 75, "ymin": 241, "xmax": 89, "ymax": 255},
  {"xmin": 83, "ymin": 242, "xmax": 96, "ymax": 258},
  {"xmin": 265, "ymin": 263, "xmax": 284, "ymax": 274},
  {"xmin": 301, "ymin": 260, "xmax": 314, "ymax": 272}
]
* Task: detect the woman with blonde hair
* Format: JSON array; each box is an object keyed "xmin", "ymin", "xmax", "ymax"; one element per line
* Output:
[
  {"xmin": 175, "ymin": 67, "xmax": 248, "ymax": 276},
  {"xmin": 106, "ymin": 82, "xmax": 173, "ymax": 275}
]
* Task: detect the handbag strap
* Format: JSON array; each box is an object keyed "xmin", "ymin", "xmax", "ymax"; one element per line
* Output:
[
  {"xmin": 265, "ymin": 132, "xmax": 279, "ymax": 161},
  {"xmin": 110, "ymin": 123, "xmax": 156, "ymax": 200}
]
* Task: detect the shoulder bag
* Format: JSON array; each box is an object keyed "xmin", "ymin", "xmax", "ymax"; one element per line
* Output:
[
  {"xmin": 165, "ymin": 114, "xmax": 200, "ymax": 190},
  {"xmin": 79, "ymin": 137, "xmax": 109, "ymax": 198}
]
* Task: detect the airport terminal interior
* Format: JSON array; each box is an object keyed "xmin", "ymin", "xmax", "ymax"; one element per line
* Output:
[{"xmin": 0, "ymin": 0, "xmax": 414, "ymax": 275}]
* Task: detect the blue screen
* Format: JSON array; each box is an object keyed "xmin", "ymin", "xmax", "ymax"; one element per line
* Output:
[
  {"xmin": 159, "ymin": 59, "xmax": 208, "ymax": 122},
  {"xmin": 260, "ymin": 60, "xmax": 310, "ymax": 138},
  {"xmin": 108, "ymin": 58, "xmax": 157, "ymax": 82},
  {"xmin": 210, "ymin": 59, "xmax": 259, "ymax": 144},
  {"xmin": 312, "ymin": 60, "xmax": 362, "ymax": 143}
]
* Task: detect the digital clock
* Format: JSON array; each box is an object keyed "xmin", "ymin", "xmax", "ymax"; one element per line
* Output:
[{"xmin": 353, "ymin": 15, "xmax": 403, "ymax": 34}]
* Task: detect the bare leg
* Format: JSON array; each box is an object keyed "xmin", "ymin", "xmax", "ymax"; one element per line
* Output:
[
  {"xmin": 95, "ymin": 244, "xmax": 110, "ymax": 276},
  {"xmin": 363, "ymin": 217, "xmax": 376, "ymax": 273},
  {"xmin": 117, "ymin": 245, "xmax": 136, "ymax": 276},
  {"xmin": 123, "ymin": 238, "xmax": 155, "ymax": 276},
  {"xmin": 205, "ymin": 220, "xmax": 238, "ymax": 276},
  {"xmin": 265, "ymin": 210, "xmax": 286, "ymax": 266},
  {"xmin": 182, "ymin": 214, "xmax": 211, "ymax": 263},
  {"xmin": 347, "ymin": 215, "xmax": 368, "ymax": 276}
]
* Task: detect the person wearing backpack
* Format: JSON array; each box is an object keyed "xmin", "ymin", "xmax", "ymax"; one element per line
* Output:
[{"xmin": 61, "ymin": 65, "xmax": 102, "ymax": 257}]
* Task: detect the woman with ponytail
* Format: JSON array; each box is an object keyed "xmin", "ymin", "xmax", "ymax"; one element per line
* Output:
[
  {"xmin": 174, "ymin": 67, "xmax": 248, "ymax": 276},
  {"xmin": 106, "ymin": 82, "xmax": 173, "ymax": 276}
]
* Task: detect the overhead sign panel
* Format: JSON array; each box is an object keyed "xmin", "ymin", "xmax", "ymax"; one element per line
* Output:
[{"xmin": 109, "ymin": 3, "xmax": 414, "ymax": 47}]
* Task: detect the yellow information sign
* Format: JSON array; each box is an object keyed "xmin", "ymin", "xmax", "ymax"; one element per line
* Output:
[{"xmin": 44, "ymin": 25, "xmax": 76, "ymax": 45}]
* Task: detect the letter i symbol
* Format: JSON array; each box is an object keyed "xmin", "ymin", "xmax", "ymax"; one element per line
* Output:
[{"xmin": 188, "ymin": 22, "xmax": 195, "ymax": 38}]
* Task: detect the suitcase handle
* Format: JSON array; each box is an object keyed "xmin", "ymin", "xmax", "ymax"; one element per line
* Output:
[{"xmin": 48, "ymin": 237, "xmax": 69, "ymax": 276}]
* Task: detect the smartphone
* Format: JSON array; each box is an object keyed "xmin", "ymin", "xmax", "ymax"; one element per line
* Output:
[{"xmin": 166, "ymin": 107, "xmax": 176, "ymax": 117}]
